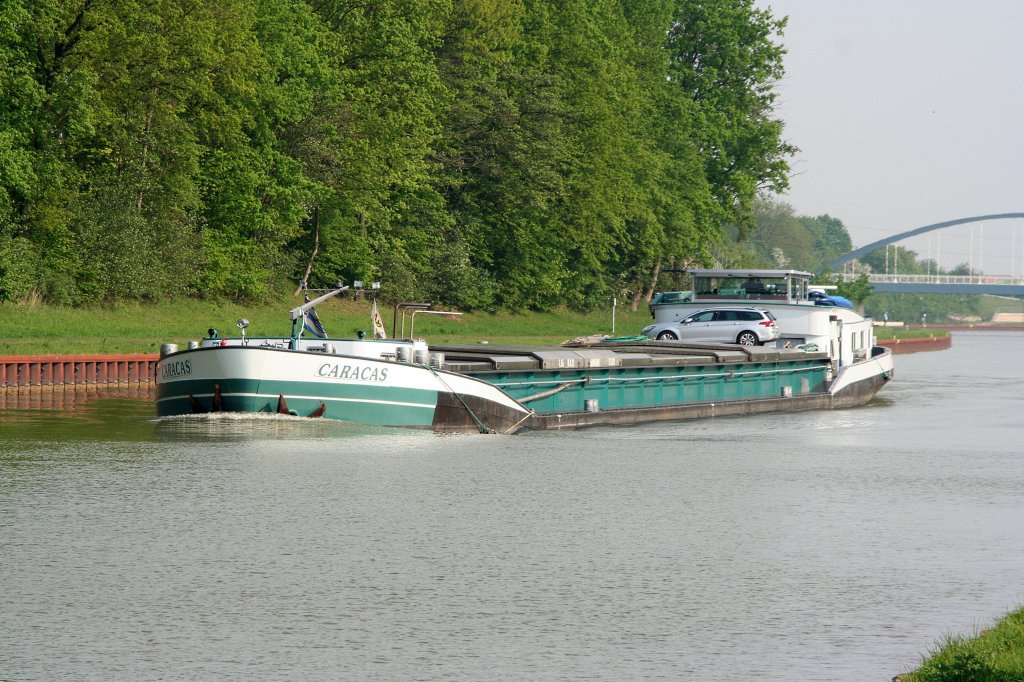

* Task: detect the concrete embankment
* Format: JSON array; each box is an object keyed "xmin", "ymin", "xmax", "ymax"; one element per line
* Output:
[{"xmin": 0, "ymin": 354, "xmax": 158, "ymax": 391}]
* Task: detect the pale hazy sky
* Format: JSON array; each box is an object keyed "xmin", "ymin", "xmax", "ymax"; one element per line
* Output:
[{"xmin": 757, "ymin": 0, "xmax": 1024, "ymax": 274}]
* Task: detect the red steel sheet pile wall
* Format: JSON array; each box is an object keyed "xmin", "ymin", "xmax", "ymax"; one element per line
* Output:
[
  {"xmin": 0, "ymin": 355, "xmax": 159, "ymax": 390},
  {"xmin": 877, "ymin": 336, "xmax": 952, "ymax": 354}
]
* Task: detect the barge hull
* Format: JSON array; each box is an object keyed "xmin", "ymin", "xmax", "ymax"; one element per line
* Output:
[
  {"xmin": 156, "ymin": 346, "xmax": 532, "ymax": 434},
  {"xmin": 526, "ymin": 372, "xmax": 889, "ymax": 430},
  {"xmin": 156, "ymin": 342, "xmax": 892, "ymax": 435},
  {"xmin": 457, "ymin": 343, "xmax": 892, "ymax": 432}
]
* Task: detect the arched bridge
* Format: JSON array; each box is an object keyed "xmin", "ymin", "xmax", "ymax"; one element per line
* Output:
[{"xmin": 821, "ymin": 213, "xmax": 1024, "ymax": 296}]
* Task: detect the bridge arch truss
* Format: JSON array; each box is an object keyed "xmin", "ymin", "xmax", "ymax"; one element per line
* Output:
[{"xmin": 822, "ymin": 212, "xmax": 1024, "ymax": 273}]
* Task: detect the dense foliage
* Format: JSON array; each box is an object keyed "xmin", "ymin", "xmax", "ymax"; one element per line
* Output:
[
  {"xmin": 717, "ymin": 197, "xmax": 852, "ymax": 272},
  {"xmin": 0, "ymin": 0, "xmax": 793, "ymax": 309}
]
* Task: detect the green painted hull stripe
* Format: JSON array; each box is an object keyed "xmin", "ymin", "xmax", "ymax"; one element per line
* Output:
[
  {"xmin": 157, "ymin": 378, "xmax": 436, "ymax": 403},
  {"xmin": 156, "ymin": 376, "xmax": 442, "ymax": 426},
  {"xmin": 157, "ymin": 393, "xmax": 436, "ymax": 427},
  {"xmin": 156, "ymin": 391, "xmax": 433, "ymax": 410}
]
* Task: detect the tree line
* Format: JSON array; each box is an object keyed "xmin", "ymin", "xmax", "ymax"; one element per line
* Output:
[
  {"xmin": 853, "ymin": 242, "xmax": 1000, "ymax": 323},
  {"xmin": 0, "ymin": 0, "xmax": 794, "ymax": 309}
]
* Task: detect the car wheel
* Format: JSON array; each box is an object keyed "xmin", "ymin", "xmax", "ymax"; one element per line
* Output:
[
  {"xmin": 656, "ymin": 330, "xmax": 678, "ymax": 341},
  {"xmin": 736, "ymin": 331, "xmax": 759, "ymax": 346}
]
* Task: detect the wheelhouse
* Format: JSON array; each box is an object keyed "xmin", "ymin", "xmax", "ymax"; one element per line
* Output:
[{"xmin": 686, "ymin": 269, "xmax": 812, "ymax": 304}]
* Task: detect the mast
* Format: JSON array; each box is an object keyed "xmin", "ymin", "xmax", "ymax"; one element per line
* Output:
[{"xmin": 289, "ymin": 283, "xmax": 350, "ymax": 343}]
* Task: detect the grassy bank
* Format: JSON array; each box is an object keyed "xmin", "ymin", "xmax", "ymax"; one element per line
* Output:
[
  {"xmin": 0, "ymin": 298, "xmax": 655, "ymax": 355},
  {"xmin": 1, "ymin": 298, "xmax": 955, "ymax": 356},
  {"xmin": 899, "ymin": 606, "xmax": 1024, "ymax": 681},
  {"xmin": 874, "ymin": 327, "xmax": 953, "ymax": 341}
]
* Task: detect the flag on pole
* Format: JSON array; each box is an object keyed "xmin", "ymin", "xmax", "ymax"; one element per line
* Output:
[
  {"xmin": 371, "ymin": 299, "xmax": 387, "ymax": 339},
  {"xmin": 304, "ymin": 304, "xmax": 328, "ymax": 338}
]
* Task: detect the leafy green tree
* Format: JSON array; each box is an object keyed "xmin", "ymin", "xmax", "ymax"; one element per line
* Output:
[
  {"xmin": 664, "ymin": 0, "xmax": 794, "ymax": 236},
  {"xmin": 298, "ymin": 0, "xmax": 449, "ymax": 303},
  {"xmin": 0, "ymin": 0, "xmax": 800, "ymax": 310},
  {"xmin": 717, "ymin": 199, "xmax": 855, "ymax": 274},
  {"xmin": 0, "ymin": 0, "xmax": 95, "ymax": 302},
  {"xmin": 834, "ymin": 273, "xmax": 873, "ymax": 305},
  {"xmin": 432, "ymin": 0, "xmax": 766, "ymax": 311},
  {"xmin": 946, "ymin": 263, "xmax": 979, "ymax": 277},
  {"xmin": 543, "ymin": 0, "xmax": 665, "ymax": 308},
  {"xmin": 610, "ymin": 0, "xmax": 721, "ymax": 310},
  {"xmin": 747, "ymin": 198, "xmax": 816, "ymax": 269},
  {"xmin": 861, "ymin": 245, "xmax": 925, "ymax": 276},
  {"xmin": 0, "ymin": 3, "xmax": 41, "ymax": 301},
  {"xmin": 431, "ymin": 0, "xmax": 559, "ymax": 309},
  {"xmin": 865, "ymin": 292, "xmax": 986, "ymax": 324},
  {"xmin": 2, "ymin": 0, "xmax": 252, "ymax": 301},
  {"xmin": 801, "ymin": 214, "xmax": 852, "ymax": 268},
  {"xmin": 75, "ymin": 0, "xmax": 248, "ymax": 299}
]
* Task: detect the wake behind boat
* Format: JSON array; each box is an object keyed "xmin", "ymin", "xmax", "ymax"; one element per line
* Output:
[{"xmin": 155, "ymin": 273, "xmax": 893, "ymax": 434}]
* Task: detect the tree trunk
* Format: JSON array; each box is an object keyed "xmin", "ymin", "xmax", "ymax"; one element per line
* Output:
[
  {"xmin": 630, "ymin": 260, "xmax": 661, "ymax": 311},
  {"xmin": 630, "ymin": 289, "xmax": 643, "ymax": 311},
  {"xmin": 294, "ymin": 208, "xmax": 320, "ymax": 296},
  {"xmin": 636, "ymin": 260, "xmax": 662, "ymax": 310}
]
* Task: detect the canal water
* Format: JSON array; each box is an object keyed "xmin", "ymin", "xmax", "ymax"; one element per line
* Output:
[{"xmin": 1, "ymin": 331, "xmax": 1022, "ymax": 681}]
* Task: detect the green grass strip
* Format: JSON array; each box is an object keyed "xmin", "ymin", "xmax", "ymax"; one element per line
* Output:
[
  {"xmin": 0, "ymin": 298, "xmax": 656, "ymax": 355},
  {"xmin": 900, "ymin": 607, "xmax": 1024, "ymax": 681},
  {"xmin": 1, "ymin": 298, "xmax": 947, "ymax": 356}
]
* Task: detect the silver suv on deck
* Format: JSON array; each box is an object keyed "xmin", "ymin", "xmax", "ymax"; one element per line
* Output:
[{"xmin": 641, "ymin": 307, "xmax": 779, "ymax": 346}]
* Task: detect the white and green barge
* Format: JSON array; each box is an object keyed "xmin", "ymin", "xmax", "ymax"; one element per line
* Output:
[{"xmin": 155, "ymin": 273, "xmax": 893, "ymax": 434}]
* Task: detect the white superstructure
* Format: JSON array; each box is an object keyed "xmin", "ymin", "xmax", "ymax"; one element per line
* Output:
[{"xmin": 649, "ymin": 269, "xmax": 883, "ymax": 373}]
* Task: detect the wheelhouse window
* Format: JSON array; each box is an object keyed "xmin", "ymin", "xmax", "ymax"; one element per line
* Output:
[
  {"xmin": 691, "ymin": 275, "xmax": 791, "ymax": 298},
  {"xmin": 688, "ymin": 271, "xmax": 812, "ymax": 303}
]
